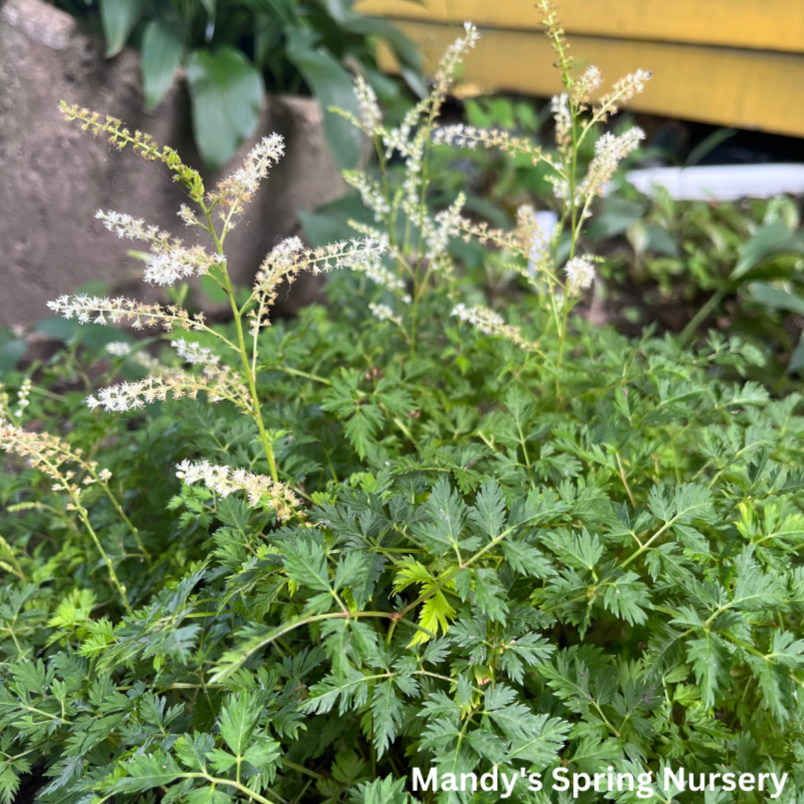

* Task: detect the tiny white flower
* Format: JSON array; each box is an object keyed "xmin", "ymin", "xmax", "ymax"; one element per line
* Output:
[
  {"xmin": 105, "ymin": 342, "xmax": 132, "ymax": 357},
  {"xmin": 354, "ymin": 76, "xmax": 382, "ymax": 137},
  {"xmin": 564, "ymin": 257, "xmax": 596, "ymax": 294}
]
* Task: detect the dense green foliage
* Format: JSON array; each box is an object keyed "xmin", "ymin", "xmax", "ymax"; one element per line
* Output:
[
  {"xmin": 2, "ymin": 9, "xmax": 804, "ymax": 804},
  {"xmin": 53, "ymin": 0, "xmax": 420, "ymax": 168}
]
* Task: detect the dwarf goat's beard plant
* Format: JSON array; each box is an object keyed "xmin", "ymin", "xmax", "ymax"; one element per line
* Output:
[{"xmin": 2, "ymin": 6, "xmax": 804, "ymax": 804}]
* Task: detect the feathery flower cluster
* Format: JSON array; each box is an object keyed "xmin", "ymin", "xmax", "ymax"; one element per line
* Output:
[
  {"xmin": 47, "ymin": 295, "xmax": 206, "ymax": 331},
  {"xmin": 250, "ymin": 236, "xmax": 389, "ymax": 333},
  {"xmin": 211, "ymin": 134, "xmax": 285, "ymax": 213},
  {"xmin": 581, "ymin": 128, "xmax": 645, "ymax": 197},
  {"xmin": 95, "ymin": 210, "xmax": 172, "ymax": 248},
  {"xmin": 449, "ymin": 217, "xmax": 531, "ymax": 259},
  {"xmin": 368, "ymin": 303, "xmax": 402, "ymax": 326},
  {"xmin": 255, "ymin": 236, "xmax": 388, "ymax": 286},
  {"xmin": 564, "ymin": 257, "xmax": 596, "ymax": 294},
  {"xmin": 358, "ymin": 261, "xmax": 410, "ymax": 302},
  {"xmin": 516, "ymin": 204, "xmax": 558, "ymax": 275},
  {"xmin": 572, "ymin": 66, "xmax": 603, "ymax": 103},
  {"xmin": 451, "ymin": 304, "xmax": 532, "ymax": 350},
  {"xmin": 432, "ymin": 125, "xmax": 549, "ymax": 166},
  {"xmin": 343, "ymin": 170, "xmax": 390, "ymax": 222},
  {"xmin": 261, "ymin": 236, "xmax": 306, "ymax": 275},
  {"xmin": 95, "ymin": 210, "xmax": 224, "ymax": 285},
  {"xmin": 516, "ymin": 205, "xmax": 541, "ymax": 253},
  {"xmin": 382, "ymin": 98, "xmax": 428, "ymax": 159},
  {"xmin": 546, "ymin": 174, "xmax": 574, "ymax": 204},
  {"xmin": 14, "ymin": 379, "xmax": 32, "ymax": 419},
  {"xmin": 145, "ymin": 246, "xmax": 226, "ymax": 286},
  {"xmin": 178, "ymin": 204, "xmax": 201, "ymax": 227},
  {"xmin": 249, "ymin": 237, "xmax": 307, "ymax": 333},
  {"xmin": 171, "ymin": 338, "xmax": 220, "ymax": 367},
  {"xmin": 1, "ymin": 418, "xmax": 92, "ymax": 491},
  {"xmin": 354, "ymin": 76, "xmax": 382, "ymax": 137},
  {"xmin": 429, "ymin": 193, "xmax": 467, "ymax": 258},
  {"xmin": 551, "ymin": 94, "xmax": 572, "ymax": 147},
  {"xmin": 527, "ymin": 209, "xmax": 559, "ymax": 274},
  {"xmin": 402, "ymin": 129, "xmax": 428, "ymax": 211},
  {"xmin": 607, "ymin": 69, "xmax": 652, "ymax": 108},
  {"xmin": 87, "ymin": 363, "xmax": 251, "ymax": 414},
  {"xmin": 452, "ymin": 303, "xmax": 505, "ymax": 333},
  {"xmin": 86, "ymin": 374, "xmax": 210, "ymax": 413},
  {"xmin": 175, "ymin": 460, "xmax": 301, "ymax": 521},
  {"xmin": 433, "ymin": 22, "xmax": 480, "ymax": 98},
  {"xmin": 105, "ymin": 342, "xmax": 132, "ymax": 357}
]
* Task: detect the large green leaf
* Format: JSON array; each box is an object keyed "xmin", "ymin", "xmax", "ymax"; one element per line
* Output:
[
  {"xmin": 141, "ymin": 20, "xmax": 184, "ymax": 111},
  {"xmin": 340, "ymin": 13, "xmax": 422, "ymax": 72},
  {"xmin": 186, "ymin": 47, "xmax": 264, "ymax": 170},
  {"xmin": 100, "ymin": 0, "xmax": 145, "ymax": 57},
  {"xmin": 732, "ymin": 222, "xmax": 804, "ymax": 280},
  {"xmin": 748, "ymin": 282, "xmax": 804, "ymax": 318},
  {"xmin": 285, "ymin": 30, "xmax": 362, "ymax": 170},
  {"xmin": 339, "ymin": 12, "xmax": 424, "ymax": 96}
]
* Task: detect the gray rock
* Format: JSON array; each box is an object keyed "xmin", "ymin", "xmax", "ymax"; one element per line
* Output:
[{"xmin": 0, "ymin": 0, "xmax": 345, "ymax": 328}]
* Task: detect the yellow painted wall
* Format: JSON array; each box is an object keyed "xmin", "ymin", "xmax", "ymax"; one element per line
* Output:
[
  {"xmin": 358, "ymin": 0, "xmax": 804, "ymax": 54},
  {"xmin": 357, "ymin": 0, "xmax": 804, "ymax": 137}
]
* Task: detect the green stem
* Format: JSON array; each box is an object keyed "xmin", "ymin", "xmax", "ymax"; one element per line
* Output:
[
  {"xmin": 93, "ymin": 470, "xmax": 150, "ymax": 564},
  {"xmin": 42, "ymin": 455, "xmax": 132, "ymax": 613},
  {"xmin": 76, "ymin": 503, "xmax": 131, "ymax": 614},
  {"xmin": 274, "ymin": 366, "xmax": 331, "ymax": 385},
  {"xmin": 201, "ymin": 203, "xmax": 279, "ymax": 483},
  {"xmin": 213, "ymin": 610, "xmax": 434, "ymax": 682},
  {"xmin": 680, "ymin": 288, "xmax": 727, "ymax": 342}
]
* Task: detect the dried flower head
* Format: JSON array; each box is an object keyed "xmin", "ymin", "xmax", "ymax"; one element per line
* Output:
[{"xmin": 2, "ymin": 418, "xmax": 88, "ymax": 489}]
